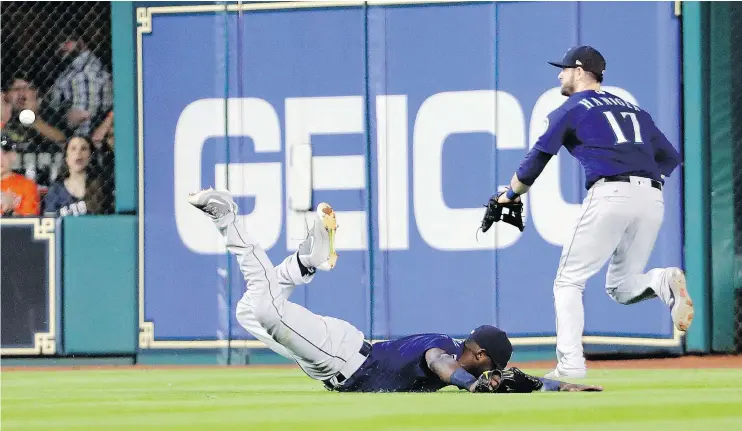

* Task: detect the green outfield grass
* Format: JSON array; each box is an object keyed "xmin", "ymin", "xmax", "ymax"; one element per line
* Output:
[{"xmin": 2, "ymin": 367, "xmax": 742, "ymax": 430}]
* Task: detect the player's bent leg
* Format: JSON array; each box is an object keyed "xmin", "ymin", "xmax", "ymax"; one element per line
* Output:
[
  {"xmin": 237, "ymin": 258, "xmax": 366, "ymax": 380},
  {"xmin": 188, "ymin": 189, "xmax": 291, "ymax": 347},
  {"xmin": 604, "ymin": 199, "xmax": 664, "ymax": 305},
  {"xmin": 232, "ymin": 251, "xmax": 312, "ymax": 359},
  {"xmin": 189, "ymin": 189, "xmax": 365, "ymax": 381},
  {"xmin": 235, "ymin": 301, "xmax": 293, "ymax": 359},
  {"xmin": 603, "ymin": 187, "xmax": 694, "ymax": 332},
  {"xmin": 608, "ymin": 267, "xmax": 693, "ymax": 330},
  {"xmin": 551, "ymin": 184, "xmax": 633, "ymax": 377}
]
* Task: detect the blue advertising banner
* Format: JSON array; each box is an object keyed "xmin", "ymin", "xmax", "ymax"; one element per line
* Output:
[{"xmin": 136, "ymin": 1, "xmax": 682, "ymax": 350}]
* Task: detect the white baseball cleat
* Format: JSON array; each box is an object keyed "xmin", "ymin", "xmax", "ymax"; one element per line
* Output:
[
  {"xmin": 297, "ymin": 202, "xmax": 339, "ymax": 271},
  {"xmin": 187, "ymin": 188, "xmax": 238, "ymax": 224},
  {"xmin": 667, "ymin": 267, "xmax": 694, "ymax": 332},
  {"xmin": 544, "ymin": 369, "xmax": 560, "ymax": 380},
  {"xmin": 544, "ymin": 367, "xmax": 587, "ymax": 380}
]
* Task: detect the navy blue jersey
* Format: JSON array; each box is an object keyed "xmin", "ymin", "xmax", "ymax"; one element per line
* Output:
[
  {"xmin": 43, "ymin": 182, "xmax": 89, "ymax": 217},
  {"xmin": 42, "ymin": 178, "xmax": 114, "ymax": 216},
  {"xmin": 534, "ymin": 90, "xmax": 681, "ymax": 189},
  {"xmin": 338, "ymin": 334, "xmax": 463, "ymax": 393}
]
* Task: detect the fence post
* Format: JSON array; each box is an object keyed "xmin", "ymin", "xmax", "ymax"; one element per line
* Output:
[
  {"xmin": 682, "ymin": 1, "xmax": 712, "ymax": 353},
  {"xmin": 111, "ymin": 2, "xmax": 137, "ymax": 213}
]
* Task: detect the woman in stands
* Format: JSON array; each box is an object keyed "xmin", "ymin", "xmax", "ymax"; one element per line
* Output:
[{"xmin": 43, "ymin": 135, "xmax": 112, "ymax": 216}]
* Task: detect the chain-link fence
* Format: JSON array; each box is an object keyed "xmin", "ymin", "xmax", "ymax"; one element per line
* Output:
[
  {"xmin": 706, "ymin": 1, "xmax": 742, "ymax": 353},
  {"xmin": 1, "ymin": 2, "xmax": 114, "ymax": 217}
]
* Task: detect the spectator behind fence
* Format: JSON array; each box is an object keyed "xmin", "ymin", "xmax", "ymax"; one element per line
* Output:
[
  {"xmin": 2, "ymin": 73, "xmax": 66, "ymax": 190},
  {"xmin": 43, "ymin": 136, "xmax": 112, "ymax": 217},
  {"xmin": 1, "ymin": 134, "xmax": 40, "ymax": 217},
  {"xmin": 50, "ymin": 37, "xmax": 113, "ymax": 137}
]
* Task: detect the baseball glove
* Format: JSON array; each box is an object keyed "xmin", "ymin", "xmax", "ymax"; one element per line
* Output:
[
  {"xmin": 493, "ymin": 367, "xmax": 544, "ymax": 393},
  {"xmin": 480, "ymin": 191, "xmax": 525, "ymax": 233},
  {"xmin": 472, "ymin": 370, "xmax": 502, "ymax": 393}
]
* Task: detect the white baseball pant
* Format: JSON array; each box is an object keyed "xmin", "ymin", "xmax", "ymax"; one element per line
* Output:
[
  {"xmin": 552, "ymin": 177, "xmax": 675, "ymax": 374},
  {"xmin": 217, "ymin": 219, "xmax": 367, "ymax": 381}
]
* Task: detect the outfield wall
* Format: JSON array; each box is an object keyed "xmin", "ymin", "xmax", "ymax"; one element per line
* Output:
[
  {"xmin": 10, "ymin": 1, "xmax": 734, "ymax": 364},
  {"xmin": 133, "ymin": 0, "xmax": 683, "ymax": 350}
]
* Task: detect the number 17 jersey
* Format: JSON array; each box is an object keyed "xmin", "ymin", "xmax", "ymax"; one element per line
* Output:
[{"xmin": 533, "ymin": 89, "xmax": 681, "ymax": 190}]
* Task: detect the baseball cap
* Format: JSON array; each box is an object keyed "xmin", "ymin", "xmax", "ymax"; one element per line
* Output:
[
  {"xmin": 467, "ymin": 325, "xmax": 513, "ymax": 370},
  {"xmin": 548, "ymin": 45, "xmax": 606, "ymax": 81},
  {"xmin": 1, "ymin": 133, "xmax": 17, "ymax": 152}
]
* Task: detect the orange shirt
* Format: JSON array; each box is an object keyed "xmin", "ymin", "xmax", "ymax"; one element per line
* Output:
[{"xmin": 1, "ymin": 173, "xmax": 40, "ymax": 216}]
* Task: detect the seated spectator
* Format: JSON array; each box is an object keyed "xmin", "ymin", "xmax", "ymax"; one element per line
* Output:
[
  {"xmin": 3, "ymin": 72, "xmax": 66, "ymax": 190},
  {"xmin": 43, "ymin": 135, "xmax": 113, "ymax": 217},
  {"xmin": 50, "ymin": 37, "xmax": 113, "ymax": 137},
  {"xmin": 1, "ymin": 134, "xmax": 40, "ymax": 216}
]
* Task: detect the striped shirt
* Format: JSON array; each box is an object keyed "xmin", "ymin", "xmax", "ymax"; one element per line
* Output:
[{"xmin": 50, "ymin": 50, "xmax": 113, "ymax": 136}]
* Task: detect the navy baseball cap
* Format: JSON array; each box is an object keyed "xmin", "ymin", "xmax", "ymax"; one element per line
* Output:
[
  {"xmin": 467, "ymin": 325, "xmax": 513, "ymax": 370},
  {"xmin": 548, "ymin": 45, "xmax": 606, "ymax": 81}
]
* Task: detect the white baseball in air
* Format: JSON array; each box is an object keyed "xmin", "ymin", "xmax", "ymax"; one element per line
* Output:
[{"xmin": 19, "ymin": 109, "xmax": 36, "ymax": 126}]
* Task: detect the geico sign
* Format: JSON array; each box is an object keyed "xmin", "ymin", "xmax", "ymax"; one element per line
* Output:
[{"xmin": 173, "ymin": 88, "xmax": 638, "ymax": 254}]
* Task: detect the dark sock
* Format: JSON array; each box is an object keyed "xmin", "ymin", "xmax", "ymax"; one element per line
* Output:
[
  {"xmin": 624, "ymin": 287, "xmax": 656, "ymax": 305},
  {"xmin": 296, "ymin": 252, "xmax": 315, "ymax": 276},
  {"xmin": 538, "ymin": 377, "xmax": 561, "ymax": 392}
]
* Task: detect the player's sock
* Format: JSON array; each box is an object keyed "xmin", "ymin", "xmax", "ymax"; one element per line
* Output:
[
  {"xmin": 607, "ymin": 268, "xmax": 672, "ymax": 307},
  {"xmin": 296, "ymin": 251, "xmax": 315, "ymax": 277},
  {"xmin": 653, "ymin": 268, "xmax": 676, "ymax": 307},
  {"xmin": 537, "ymin": 377, "xmax": 562, "ymax": 392}
]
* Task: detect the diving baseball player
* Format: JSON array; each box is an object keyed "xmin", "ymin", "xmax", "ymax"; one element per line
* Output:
[
  {"xmin": 484, "ymin": 46, "xmax": 691, "ymax": 379},
  {"xmin": 188, "ymin": 188, "xmax": 602, "ymax": 393}
]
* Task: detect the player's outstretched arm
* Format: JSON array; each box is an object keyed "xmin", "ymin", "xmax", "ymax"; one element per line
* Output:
[
  {"xmin": 425, "ymin": 348, "xmax": 497, "ymax": 393},
  {"xmin": 496, "ymin": 150, "xmax": 553, "ymax": 205},
  {"xmin": 495, "ymin": 107, "xmax": 568, "ymax": 205},
  {"xmin": 494, "ymin": 368, "xmax": 603, "ymax": 393},
  {"xmin": 553, "ymin": 380, "xmax": 603, "ymax": 392},
  {"xmin": 425, "ymin": 348, "xmax": 475, "ymax": 391}
]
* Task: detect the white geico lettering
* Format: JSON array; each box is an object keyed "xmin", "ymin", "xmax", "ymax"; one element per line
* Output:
[
  {"xmin": 285, "ymin": 96, "xmax": 367, "ymax": 251},
  {"xmin": 376, "ymin": 95, "xmax": 410, "ymax": 250},
  {"xmin": 172, "ymin": 87, "xmax": 639, "ymax": 253},
  {"xmin": 174, "ymin": 98, "xmax": 282, "ymax": 254},
  {"xmin": 413, "ymin": 90, "xmax": 525, "ymax": 250}
]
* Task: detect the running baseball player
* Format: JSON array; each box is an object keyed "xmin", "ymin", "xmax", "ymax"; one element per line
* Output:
[
  {"xmin": 482, "ymin": 46, "xmax": 691, "ymax": 379},
  {"xmin": 188, "ymin": 188, "xmax": 602, "ymax": 393}
]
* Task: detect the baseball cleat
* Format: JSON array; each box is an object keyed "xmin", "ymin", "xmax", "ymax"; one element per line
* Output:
[
  {"xmin": 297, "ymin": 202, "xmax": 339, "ymax": 271},
  {"xmin": 544, "ymin": 367, "xmax": 587, "ymax": 380},
  {"xmin": 318, "ymin": 203, "xmax": 339, "ymax": 270},
  {"xmin": 188, "ymin": 188, "xmax": 238, "ymax": 222},
  {"xmin": 667, "ymin": 268, "xmax": 693, "ymax": 332}
]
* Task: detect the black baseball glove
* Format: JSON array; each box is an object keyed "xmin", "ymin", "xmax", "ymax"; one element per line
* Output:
[
  {"xmin": 480, "ymin": 191, "xmax": 525, "ymax": 233},
  {"xmin": 493, "ymin": 367, "xmax": 544, "ymax": 393},
  {"xmin": 472, "ymin": 370, "xmax": 502, "ymax": 393}
]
